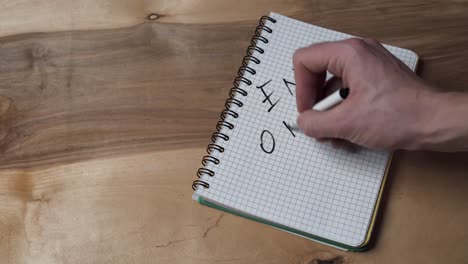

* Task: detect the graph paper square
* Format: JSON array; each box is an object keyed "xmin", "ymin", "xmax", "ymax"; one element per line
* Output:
[{"xmin": 194, "ymin": 12, "xmax": 419, "ymax": 247}]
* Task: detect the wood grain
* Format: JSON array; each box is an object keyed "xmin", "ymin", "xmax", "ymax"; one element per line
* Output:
[
  {"xmin": 0, "ymin": 0, "xmax": 307, "ymax": 37},
  {"xmin": 0, "ymin": 0, "xmax": 467, "ymax": 263}
]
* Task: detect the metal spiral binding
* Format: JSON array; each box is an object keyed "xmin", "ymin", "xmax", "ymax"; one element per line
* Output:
[{"xmin": 192, "ymin": 15, "xmax": 277, "ymax": 191}]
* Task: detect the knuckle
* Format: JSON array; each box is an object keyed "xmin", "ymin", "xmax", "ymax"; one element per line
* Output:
[
  {"xmin": 294, "ymin": 42, "xmax": 322, "ymax": 60},
  {"xmin": 363, "ymin": 37, "xmax": 379, "ymax": 46},
  {"xmin": 341, "ymin": 38, "xmax": 369, "ymax": 58},
  {"xmin": 293, "ymin": 46, "xmax": 311, "ymax": 64},
  {"xmin": 292, "ymin": 48, "xmax": 304, "ymax": 62},
  {"xmin": 344, "ymin": 38, "xmax": 367, "ymax": 49}
]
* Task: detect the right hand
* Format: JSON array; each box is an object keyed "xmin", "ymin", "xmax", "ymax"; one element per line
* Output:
[{"xmin": 293, "ymin": 38, "xmax": 467, "ymax": 151}]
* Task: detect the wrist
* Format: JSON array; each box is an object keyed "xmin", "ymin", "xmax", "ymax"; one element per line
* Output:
[{"xmin": 415, "ymin": 90, "xmax": 468, "ymax": 151}]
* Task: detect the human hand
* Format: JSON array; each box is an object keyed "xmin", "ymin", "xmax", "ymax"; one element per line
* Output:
[{"xmin": 293, "ymin": 38, "xmax": 439, "ymax": 150}]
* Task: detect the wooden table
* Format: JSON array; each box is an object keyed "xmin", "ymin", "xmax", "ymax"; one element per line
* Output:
[{"xmin": 0, "ymin": 1, "xmax": 467, "ymax": 263}]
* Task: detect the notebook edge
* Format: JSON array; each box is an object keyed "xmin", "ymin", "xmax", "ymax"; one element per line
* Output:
[{"xmin": 197, "ymin": 196, "xmax": 368, "ymax": 252}]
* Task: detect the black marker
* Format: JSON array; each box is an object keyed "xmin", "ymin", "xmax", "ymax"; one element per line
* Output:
[{"xmin": 290, "ymin": 88, "xmax": 350, "ymax": 131}]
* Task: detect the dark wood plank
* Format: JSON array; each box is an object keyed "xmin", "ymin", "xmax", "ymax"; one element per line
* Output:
[{"xmin": 0, "ymin": 22, "xmax": 254, "ymax": 168}]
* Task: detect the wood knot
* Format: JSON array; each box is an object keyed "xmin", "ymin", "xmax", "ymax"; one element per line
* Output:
[
  {"xmin": 30, "ymin": 44, "xmax": 49, "ymax": 60},
  {"xmin": 147, "ymin": 13, "xmax": 160, "ymax": 20},
  {"xmin": 307, "ymin": 256, "xmax": 345, "ymax": 264}
]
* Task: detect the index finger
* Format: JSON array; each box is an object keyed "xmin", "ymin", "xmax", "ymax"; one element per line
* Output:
[{"xmin": 293, "ymin": 40, "xmax": 354, "ymax": 112}]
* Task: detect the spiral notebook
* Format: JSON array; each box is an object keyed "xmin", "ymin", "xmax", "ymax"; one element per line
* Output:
[{"xmin": 192, "ymin": 12, "xmax": 419, "ymax": 251}]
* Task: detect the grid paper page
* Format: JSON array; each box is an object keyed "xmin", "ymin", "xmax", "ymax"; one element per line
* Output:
[{"xmin": 195, "ymin": 12, "xmax": 418, "ymax": 247}]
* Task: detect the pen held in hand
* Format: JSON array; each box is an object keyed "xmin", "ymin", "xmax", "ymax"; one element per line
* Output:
[{"xmin": 289, "ymin": 87, "xmax": 350, "ymax": 132}]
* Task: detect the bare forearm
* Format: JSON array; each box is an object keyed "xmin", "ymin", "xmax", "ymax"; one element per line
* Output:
[{"xmin": 418, "ymin": 91, "xmax": 468, "ymax": 151}]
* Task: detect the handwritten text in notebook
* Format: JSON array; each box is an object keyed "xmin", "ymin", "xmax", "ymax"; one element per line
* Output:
[{"xmin": 256, "ymin": 76, "xmax": 298, "ymax": 154}]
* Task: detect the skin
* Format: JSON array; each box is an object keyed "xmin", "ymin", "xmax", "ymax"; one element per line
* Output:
[{"xmin": 293, "ymin": 38, "xmax": 468, "ymax": 152}]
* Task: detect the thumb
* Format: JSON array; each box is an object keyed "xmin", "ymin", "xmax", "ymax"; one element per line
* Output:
[{"xmin": 297, "ymin": 108, "xmax": 348, "ymax": 139}]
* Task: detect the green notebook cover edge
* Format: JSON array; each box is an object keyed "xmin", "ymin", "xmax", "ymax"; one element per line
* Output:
[
  {"xmin": 197, "ymin": 196, "xmax": 360, "ymax": 251},
  {"xmin": 195, "ymin": 152, "xmax": 394, "ymax": 252}
]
